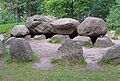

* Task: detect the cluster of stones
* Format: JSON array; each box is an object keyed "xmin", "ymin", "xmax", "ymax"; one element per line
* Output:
[{"xmin": 1, "ymin": 15, "xmax": 120, "ymax": 71}]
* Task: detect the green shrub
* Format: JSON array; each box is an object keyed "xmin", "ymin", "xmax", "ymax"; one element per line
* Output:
[
  {"xmin": 106, "ymin": 0, "xmax": 120, "ymax": 30},
  {"xmin": 116, "ymin": 28, "xmax": 120, "ymax": 35},
  {"xmin": 49, "ymin": 37, "xmax": 61, "ymax": 44}
]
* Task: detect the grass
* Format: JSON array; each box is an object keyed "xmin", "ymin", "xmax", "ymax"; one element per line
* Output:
[
  {"xmin": 0, "ymin": 23, "xmax": 120, "ymax": 81},
  {"xmin": 1, "ymin": 49, "xmax": 38, "ymax": 64},
  {"xmin": 0, "ymin": 62, "xmax": 120, "ymax": 81},
  {"xmin": 0, "ymin": 52, "xmax": 120, "ymax": 81},
  {"xmin": 49, "ymin": 37, "xmax": 61, "ymax": 44},
  {"xmin": 0, "ymin": 22, "xmax": 24, "ymax": 37}
]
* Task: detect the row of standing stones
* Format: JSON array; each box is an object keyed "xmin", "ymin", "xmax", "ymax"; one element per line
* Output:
[{"xmin": 0, "ymin": 15, "xmax": 120, "ymax": 70}]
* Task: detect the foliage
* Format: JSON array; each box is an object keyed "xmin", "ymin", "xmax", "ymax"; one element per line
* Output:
[
  {"xmin": 0, "ymin": 0, "xmax": 116, "ymax": 24},
  {"xmin": 116, "ymin": 28, "xmax": 120, "ymax": 35},
  {"xmin": 43, "ymin": 0, "xmax": 116, "ymax": 21},
  {"xmin": 106, "ymin": 0, "xmax": 120, "ymax": 30},
  {"xmin": 49, "ymin": 37, "xmax": 61, "ymax": 43},
  {"xmin": 0, "ymin": 0, "xmax": 43, "ymax": 24}
]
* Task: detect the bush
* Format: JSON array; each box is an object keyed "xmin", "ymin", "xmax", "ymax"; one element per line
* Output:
[
  {"xmin": 116, "ymin": 28, "xmax": 120, "ymax": 35},
  {"xmin": 106, "ymin": 0, "xmax": 120, "ymax": 30}
]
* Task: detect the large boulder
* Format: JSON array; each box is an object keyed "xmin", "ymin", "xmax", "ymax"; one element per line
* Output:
[
  {"xmin": 73, "ymin": 36, "xmax": 92, "ymax": 47},
  {"xmin": 0, "ymin": 41, "xmax": 4, "ymax": 55},
  {"xmin": 11, "ymin": 25, "xmax": 30, "ymax": 36},
  {"xmin": 77, "ymin": 17, "xmax": 107, "ymax": 37},
  {"xmin": 56, "ymin": 39, "xmax": 83, "ymax": 64},
  {"xmin": 101, "ymin": 44, "xmax": 120, "ymax": 64},
  {"xmin": 50, "ymin": 18, "xmax": 80, "ymax": 34},
  {"xmin": 25, "ymin": 15, "xmax": 57, "ymax": 34},
  {"xmin": 77, "ymin": 17, "xmax": 107, "ymax": 44},
  {"xmin": 95, "ymin": 36, "xmax": 113, "ymax": 48},
  {"xmin": 10, "ymin": 38, "xmax": 33, "ymax": 61}
]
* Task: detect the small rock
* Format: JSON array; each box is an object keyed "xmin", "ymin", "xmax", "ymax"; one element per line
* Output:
[
  {"xmin": 95, "ymin": 36, "xmax": 113, "ymax": 48},
  {"xmin": 0, "ymin": 34, "xmax": 4, "ymax": 42},
  {"xmin": 11, "ymin": 25, "xmax": 30, "ymax": 36},
  {"xmin": 106, "ymin": 30, "xmax": 118, "ymax": 39},
  {"xmin": 73, "ymin": 36, "xmax": 92, "ymax": 47},
  {"xmin": 34, "ymin": 34, "xmax": 46, "ymax": 40},
  {"xmin": 52, "ymin": 35, "xmax": 70, "ymax": 43}
]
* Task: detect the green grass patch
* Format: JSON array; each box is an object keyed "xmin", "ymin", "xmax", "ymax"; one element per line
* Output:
[
  {"xmin": 0, "ymin": 62, "xmax": 120, "ymax": 81},
  {"xmin": 0, "ymin": 22, "xmax": 25, "ymax": 37},
  {"xmin": 1, "ymin": 51, "xmax": 120, "ymax": 81},
  {"xmin": 1, "ymin": 50, "xmax": 38, "ymax": 64},
  {"xmin": 84, "ymin": 44, "xmax": 95, "ymax": 48},
  {"xmin": 51, "ymin": 57, "xmax": 87, "ymax": 66},
  {"xmin": 49, "ymin": 37, "xmax": 61, "ymax": 44}
]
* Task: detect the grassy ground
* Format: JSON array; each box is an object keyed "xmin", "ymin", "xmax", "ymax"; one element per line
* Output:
[
  {"xmin": 0, "ymin": 62, "xmax": 120, "ymax": 81},
  {"xmin": 1, "ymin": 52, "xmax": 120, "ymax": 81},
  {"xmin": 0, "ymin": 23, "xmax": 120, "ymax": 81},
  {"xmin": 0, "ymin": 22, "xmax": 24, "ymax": 36}
]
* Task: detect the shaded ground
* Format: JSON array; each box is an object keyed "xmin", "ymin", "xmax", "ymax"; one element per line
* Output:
[{"xmin": 29, "ymin": 39, "xmax": 61, "ymax": 69}]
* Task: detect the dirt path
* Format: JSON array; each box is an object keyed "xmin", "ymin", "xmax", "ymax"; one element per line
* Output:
[
  {"xmin": 28, "ymin": 39, "xmax": 118, "ymax": 70},
  {"xmin": 28, "ymin": 39, "xmax": 61, "ymax": 70}
]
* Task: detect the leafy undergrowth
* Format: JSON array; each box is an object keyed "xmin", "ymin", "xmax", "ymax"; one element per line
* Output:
[{"xmin": 0, "ymin": 22, "xmax": 24, "ymax": 37}]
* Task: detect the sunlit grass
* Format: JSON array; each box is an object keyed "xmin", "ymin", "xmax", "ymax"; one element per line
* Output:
[
  {"xmin": 0, "ymin": 51, "xmax": 120, "ymax": 81},
  {"xmin": 0, "ymin": 62, "xmax": 120, "ymax": 81},
  {"xmin": 0, "ymin": 22, "xmax": 25, "ymax": 36}
]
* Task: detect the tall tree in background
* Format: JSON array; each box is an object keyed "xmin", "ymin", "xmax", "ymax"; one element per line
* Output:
[
  {"xmin": 43, "ymin": 0, "xmax": 116, "ymax": 21},
  {"xmin": 0, "ymin": 0, "xmax": 43, "ymax": 23},
  {"xmin": 0, "ymin": 0, "xmax": 117, "ymax": 24},
  {"xmin": 107, "ymin": 0, "xmax": 120, "ymax": 30}
]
